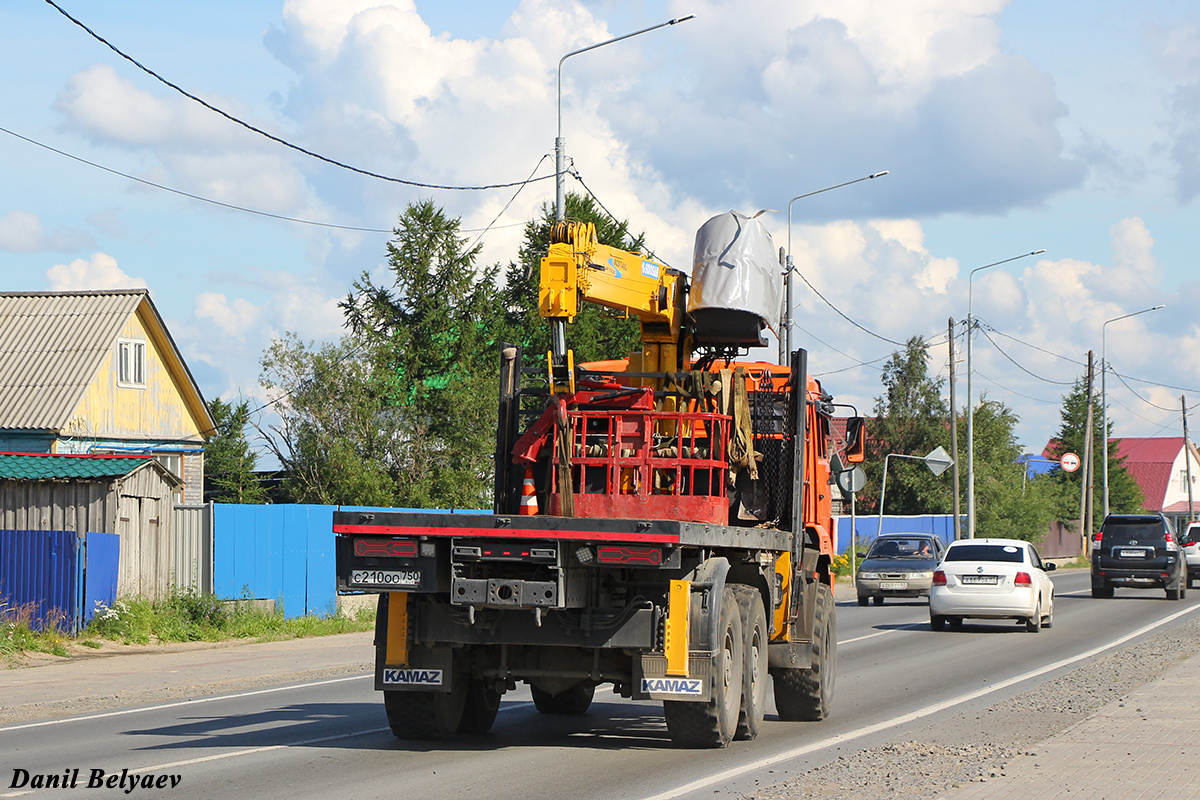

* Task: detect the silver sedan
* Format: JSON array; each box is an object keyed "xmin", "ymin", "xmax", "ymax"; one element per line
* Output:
[{"xmin": 855, "ymin": 534, "xmax": 943, "ymax": 605}]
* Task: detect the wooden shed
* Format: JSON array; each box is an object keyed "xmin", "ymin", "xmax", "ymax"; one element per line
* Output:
[{"xmin": 0, "ymin": 452, "xmax": 182, "ymax": 599}]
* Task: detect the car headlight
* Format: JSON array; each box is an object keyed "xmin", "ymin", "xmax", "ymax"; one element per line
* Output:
[
  {"xmin": 910, "ymin": 571, "xmax": 934, "ymax": 579},
  {"xmin": 858, "ymin": 572, "xmax": 880, "ymax": 580}
]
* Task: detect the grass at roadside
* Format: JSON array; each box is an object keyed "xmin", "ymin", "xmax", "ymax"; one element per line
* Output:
[{"xmin": 2, "ymin": 589, "xmax": 375, "ymax": 665}]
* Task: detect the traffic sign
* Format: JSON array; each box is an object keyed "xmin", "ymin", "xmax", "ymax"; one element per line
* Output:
[
  {"xmin": 1060, "ymin": 452, "xmax": 1080, "ymax": 472},
  {"xmin": 836, "ymin": 466, "xmax": 867, "ymax": 494},
  {"xmin": 923, "ymin": 446, "xmax": 954, "ymax": 477}
]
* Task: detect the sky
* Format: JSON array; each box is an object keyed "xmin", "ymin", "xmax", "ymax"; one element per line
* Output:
[{"xmin": 3, "ymin": 0, "xmax": 1199, "ymax": 463}]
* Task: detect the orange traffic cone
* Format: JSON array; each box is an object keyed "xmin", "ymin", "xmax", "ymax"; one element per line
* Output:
[{"xmin": 519, "ymin": 468, "xmax": 539, "ymax": 515}]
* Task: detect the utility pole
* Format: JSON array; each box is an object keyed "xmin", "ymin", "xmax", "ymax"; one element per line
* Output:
[
  {"xmin": 948, "ymin": 317, "xmax": 961, "ymax": 539},
  {"xmin": 1184, "ymin": 395, "xmax": 1194, "ymax": 520},
  {"xmin": 1082, "ymin": 352, "xmax": 1095, "ymax": 556}
]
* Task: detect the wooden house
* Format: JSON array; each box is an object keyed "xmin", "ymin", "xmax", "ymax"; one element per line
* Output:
[{"xmin": 0, "ymin": 289, "xmax": 215, "ymax": 504}]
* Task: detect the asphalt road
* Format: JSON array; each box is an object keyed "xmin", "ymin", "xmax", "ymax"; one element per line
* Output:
[{"xmin": 4, "ymin": 569, "xmax": 1199, "ymax": 800}]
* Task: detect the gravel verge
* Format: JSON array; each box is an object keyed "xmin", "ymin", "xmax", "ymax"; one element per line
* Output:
[{"xmin": 748, "ymin": 616, "xmax": 1200, "ymax": 800}]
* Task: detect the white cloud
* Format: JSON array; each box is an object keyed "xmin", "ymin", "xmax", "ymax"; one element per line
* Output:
[
  {"xmin": 45, "ymin": 252, "xmax": 148, "ymax": 290},
  {"xmin": 0, "ymin": 211, "xmax": 93, "ymax": 252},
  {"xmin": 194, "ymin": 292, "xmax": 261, "ymax": 338}
]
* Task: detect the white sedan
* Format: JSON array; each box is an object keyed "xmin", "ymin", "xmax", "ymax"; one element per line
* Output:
[{"xmin": 929, "ymin": 538, "xmax": 1056, "ymax": 632}]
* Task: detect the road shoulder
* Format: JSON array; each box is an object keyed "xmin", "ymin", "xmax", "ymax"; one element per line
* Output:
[{"xmin": 0, "ymin": 631, "xmax": 374, "ymax": 725}]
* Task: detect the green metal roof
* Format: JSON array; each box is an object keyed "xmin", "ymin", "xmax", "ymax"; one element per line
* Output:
[{"xmin": 0, "ymin": 452, "xmax": 156, "ymax": 481}]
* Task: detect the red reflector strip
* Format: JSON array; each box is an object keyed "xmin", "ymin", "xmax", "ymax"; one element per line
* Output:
[
  {"xmin": 354, "ymin": 538, "xmax": 418, "ymax": 558},
  {"xmin": 334, "ymin": 523, "xmax": 680, "ymax": 544},
  {"xmin": 596, "ymin": 545, "xmax": 662, "ymax": 565}
]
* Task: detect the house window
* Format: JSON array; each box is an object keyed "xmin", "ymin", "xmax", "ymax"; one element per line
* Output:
[
  {"xmin": 1181, "ymin": 470, "xmax": 1196, "ymax": 494},
  {"xmin": 117, "ymin": 339, "xmax": 146, "ymax": 387}
]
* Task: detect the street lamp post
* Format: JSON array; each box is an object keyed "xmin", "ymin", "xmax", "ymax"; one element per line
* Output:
[
  {"xmin": 555, "ymin": 15, "xmax": 695, "ymax": 221},
  {"xmin": 877, "ymin": 447, "xmax": 954, "ymax": 538},
  {"xmin": 965, "ymin": 249, "xmax": 1045, "ymax": 538},
  {"xmin": 1101, "ymin": 304, "xmax": 1165, "ymax": 518},
  {"xmin": 780, "ymin": 171, "xmax": 889, "ymax": 363}
]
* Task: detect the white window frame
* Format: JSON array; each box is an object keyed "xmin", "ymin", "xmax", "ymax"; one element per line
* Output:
[{"xmin": 116, "ymin": 339, "xmax": 146, "ymax": 388}]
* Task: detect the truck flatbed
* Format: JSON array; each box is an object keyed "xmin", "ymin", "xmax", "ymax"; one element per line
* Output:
[{"xmin": 333, "ymin": 510, "xmax": 792, "ymax": 551}]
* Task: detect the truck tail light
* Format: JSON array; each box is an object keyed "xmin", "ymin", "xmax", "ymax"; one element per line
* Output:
[
  {"xmin": 596, "ymin": 545, "xmax": 662, "ymax": 565},
  {"xmin": 354, "ymin": 538, "xmax": 418, "ymax": 558},
  {"xmin": 1165, "ymin": 532, "xmax": 1175, "ymax": 544},
  {"xmin": 932, "ymin": 570, "xmax": 946, "ymax": 586},
  {"xmin": 1015, "ymin": 571, "xmax": 1032, "ymax": 587},
  {"xmin": 1093, "ymin": 531, "xmax": 1103, "ymax": 544}
]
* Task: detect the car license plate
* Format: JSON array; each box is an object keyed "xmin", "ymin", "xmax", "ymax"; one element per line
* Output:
[
  {"xmin": 959, "ymin": 575, "xmax": 999, "ymax": 585},
  {"xmin": 879, "ymin": 581, "xmax": 908, "ymax": 590},
  {"xmin": 351, "ymin": 569, "xmax": 422, "ymax": 588},
  {"xmin": 1117, "ymin": 548, "xmax": 1146, "ymax": 558}
]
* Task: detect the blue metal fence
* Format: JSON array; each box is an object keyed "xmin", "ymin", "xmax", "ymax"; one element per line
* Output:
[
  {"xmin": 0, "ymin": 530, "xmax": 120, "ymax": 632},
  {"xmin": 835, "ymin": 514, "xmax": 959, "ymax": 553},
  {"xmin": 213, "ymin": 505, "xmax": 485, "ymax": 619},
  {"xmin": 83, "ymin": 532, "xmax": 120, "ymax": 622}
]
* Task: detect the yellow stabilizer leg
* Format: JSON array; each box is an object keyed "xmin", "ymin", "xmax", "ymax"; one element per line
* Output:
[
  {"xmin": 665, "ymin": 579, "xmax": 690, "ymax": 676},
  {"xmin": 386, "ymin": 591, "xmax": 409, "ymax": 665}
]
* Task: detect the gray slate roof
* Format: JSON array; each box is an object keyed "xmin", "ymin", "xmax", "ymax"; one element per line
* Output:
[{"xmin": 0, "ymin": 290, "xmax": 151, "ymax": 430}]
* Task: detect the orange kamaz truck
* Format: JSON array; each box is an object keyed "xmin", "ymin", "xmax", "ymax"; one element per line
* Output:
[{"xmin": 334, "ymin": 213, "xmax": 864, "ymax": 747}]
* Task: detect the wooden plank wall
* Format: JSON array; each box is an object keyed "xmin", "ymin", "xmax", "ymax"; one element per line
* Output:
[
  {"xmin": 0, "ymin": 479, "xmax": 115, "ymax": 533},
  {"xmin": 116, "ymin": 467, "xmax": 174, "ymax": 600}
]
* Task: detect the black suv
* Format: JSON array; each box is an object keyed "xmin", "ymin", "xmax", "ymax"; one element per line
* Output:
[{"xmin": 1091, "ymin": 513, "xmax": 1187, "ymax": 600}]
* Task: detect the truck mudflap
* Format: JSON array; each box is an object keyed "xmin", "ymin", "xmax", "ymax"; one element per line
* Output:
[
  {"xmin": 635, "ymin": 654, "xmax": 713, "ymax": 701},
  {"xmin": 634, "ymin": 565, "xmax": 728, "ymax": 703},
  {"xmin": 374, "ymin": 591, "xmax": 456, "ymax": 693}
]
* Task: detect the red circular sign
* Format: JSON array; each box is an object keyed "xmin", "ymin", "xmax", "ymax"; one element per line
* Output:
[{"xmin": 1060, "ymin": 452, "xmax": 1080, "ymax": 472}]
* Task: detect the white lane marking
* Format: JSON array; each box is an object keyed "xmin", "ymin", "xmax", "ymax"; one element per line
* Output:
[
  {"xmin": 0, "ymin": 727, "xmax": 389, "ymax": 798},
  {"xmin": 0, "ymin": 674, "xmax": 372, "ymax": 733},
  {"xmin": 838, "ymin": 629, "xmax": 896, "ymax": 646},
  {"xmin": 640, "ymin": 603, "xmax": 1200, "ymax": 800},
  {"xmin": 0, "ymin": 700, "xmax": 539, "ymax": 798}
]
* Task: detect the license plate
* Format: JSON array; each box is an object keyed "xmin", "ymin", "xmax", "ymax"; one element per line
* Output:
[
  {"xmin": 351, "ymin": 569, "xmax": 422, "ymax": 588},
  {"xmin": 1117, "ymin": 549, "xmax": 1147, "ymax": 558},
  {"xmin": 959, "ymin": 575, "xmax": 999, "ymax": 585},
  {"xmin": 879, "ymin": 581, "xmax": 909, "ymax": 590}
]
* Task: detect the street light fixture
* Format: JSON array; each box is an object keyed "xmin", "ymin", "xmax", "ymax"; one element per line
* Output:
[
  {"xmin": 1101, "ymin": 304, "xmax": 1165, "ymax": 518},
  {"xmin": 555, "ymin": 15, "xmax": 695, "ymax": 221},
  {"xmin": 965, "ymin": 248, "xmax": 1045, "ymax": 538},
  {"xmin": 780, "ymin": 170, "xmax": 890, "ymax": 363}
]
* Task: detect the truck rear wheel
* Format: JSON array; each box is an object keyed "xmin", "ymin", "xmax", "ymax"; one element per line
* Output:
[
  {"xmin": 733, "ymin": 585, "xmax": 768, "ymax": 741},
  {"xmin": 773, "ymin": 581, "xmax": 835, "ymax": 721},
  {"xmin": 458, "ymin": 677, "xmax": 502, "ymax": 733},
  {"xmin": 531, "ymin": 684, "xmax": 594, "ymax": 715},
  {"xmin": 663, "ymin": 586, "xmax": 743, "ymax": 748},
  {"xmin": 383, "ymin": 685, "xmax": 467, "ymax": 740}
]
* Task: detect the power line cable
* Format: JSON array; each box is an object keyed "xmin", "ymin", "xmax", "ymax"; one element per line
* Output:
[
  {"xmin": 1108, "ymin": 370, "xmax": 1184, "ymax": 413},
  {"xmin": 973, "ymin": 370, "xmax": 1060, "ymax": 404},
  {"xmin": 792, "ymin": 322, "xmax": 879, "ymax": 369},
  {"xmin": 44, "ymin": 0, "xmax": 553, "ymax": 192},
  {"xmin": 1108, "ymin": 369, "xmax": 1200, "ymax": 397},
  {"xmin": 0, "ymin": 124, "xmax": 543, "ymax": 235},
  {"xmin": 1, "ymin": 123, "xmax": 393, "ymax": 233},
  {"xmin": 791, "ymin": 268, "xmax": 904, "ymax": 346},
  {"xmin": 987, "ymin": 328, "xmax": 1085, "ymax": 367},
  {"xmin": 567, "ymin": 167, "xmax": 672, "ymax": 267},
  {"xmin": 1105, "ymin": 393, "xmax": 1173, "ymax": 429},
  {"xmin": 241, "ymin": 155, "xmax": 549, "ymax": 425},
  {"xmin": 976, "ymin": 324, "xmax": 1074, "ymax": 386}
]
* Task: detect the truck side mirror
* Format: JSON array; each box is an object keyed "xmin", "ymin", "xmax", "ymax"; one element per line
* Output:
[{"xmin": 845, "ymin": 417, "xmax": 866, "ymax": 464}]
